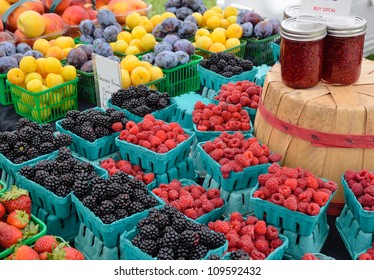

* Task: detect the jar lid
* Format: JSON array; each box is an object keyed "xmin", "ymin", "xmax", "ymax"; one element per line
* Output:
[
  {"xmin": 281, "ymin": 16, "xmax": 327, "ymax": 42},
  {"xmin": 283, "ymin": 5, "xmax": 301, "ymax": 20},
  {"xmin": 327, "ymin": 16, "xmax": 367, "ymax": 37}
]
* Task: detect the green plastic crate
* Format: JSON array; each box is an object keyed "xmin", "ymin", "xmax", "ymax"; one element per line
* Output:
[
  {"xmin": 195, "ymin": 39, "xmax": 247, "ymax": 59},
  {"xmin": 7, "ymin": 78, "xmax": 78, "ymax": 124},
  {"xmin": 243, "ymin": 34, "xmax": 280, "ymax": 66},
  {"xmin": 0, "ymin": 73, "xmax": 12, "ymax": 105},
  {"xmin": 76, "ymin": 69, "xmax": 96, "ymax": 104}
]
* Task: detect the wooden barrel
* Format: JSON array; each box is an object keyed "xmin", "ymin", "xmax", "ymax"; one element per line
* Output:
[{"xmin": 254, "ymin": 59, "xmax": 374, "ymax": 215}]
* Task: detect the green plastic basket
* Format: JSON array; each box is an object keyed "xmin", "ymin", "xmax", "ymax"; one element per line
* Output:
[
  {"xmin": 0, "ymin": 180, "xmax": 7, "ymax": 197},
  {"xmin": 195, "ymin": 39, "xmax": 247, "ymax": 59},
  {"xmin": 0, "ymin": 215, "xmax": 47, "ymax": 260},
  {"xmin": 7, "ymin": 78, "xmax": 78, "ymax": 123},
  {"xmin": 243, "ymin": 34, "xmax": 280, "ymax": 66},
  {"xmin": 76, "ymin": 69, "xmax": 96, "ymax": 104},
  {"xmin": 0, "ymin": 73, "xmax": 12, "ymax": 105}
]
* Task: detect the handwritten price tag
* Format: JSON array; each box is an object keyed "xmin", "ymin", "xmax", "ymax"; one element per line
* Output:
[{"xmin": 300, "ymin": 0, "xmax": 352, "ymax": 17}]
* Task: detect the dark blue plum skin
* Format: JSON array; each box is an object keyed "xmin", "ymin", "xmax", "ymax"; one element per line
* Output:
[
  {"xmin": 0, "ymin": 42, "xmax": 16, "ymax": 56},
  {"xmin": 254, "ymin": 21, "xmax": 273, "ymax": 39},
  {"xmin": 78, "ymin": 44, "xmax": 94, "ymax": 59},
  {"xmin": 80, "ymin": 34, "xmax": 94, "ymax": 44},
  {"xmin": 103, "ymin": 25, "xmax": 119, "ymax": 43},
  {"xmin": 175, "ymin": 50, "xmax": 189, "ymax": 65},
  {"xmin": 97, "ymin": 9, "xmax": 117, "ymax": 28},
  {"xmin": 160, "ymin": 17, "xmax": 180, "ymax": 33},
  {"xmin": 268, "ymin": 19, "xmax": 281, "ymax": 35},
  {"xmin": 142, "ymin": 52, "xmax": 155, "ymax": 64},
  {"xmin": 0, "ymin": 50, "xmax": 5, "ymax": 58},
  {"xmin": 79, "ymin": 20, "xmax": 96, "ymax": 36},
  {"xmin": 155, "ymin": 51, "xmax": 178, "ymax": 69},
  {"xmin": 197, "ymin": 5, "xmax": 207, "ymax": 14},
  {"xmin": 23, "ymin": 50, "xmax": 43, "ymax": 59},
  {"xmin": 165, "ymin": 0, "xmax": 182, "ymax": 9},
  {"xmin": 94, "ymin": 28, "xmax": 105, "ymax": 39},
  {"xmin": 98, "ymin": 43, "xmax": 114, "ymax": 57},
  {"xmin": 173, "ymin": 39, "xmax": 194, "ymax": 56},
  {"xmin": 184, "ymin": 15, "xmax": 197, "ymax": 24},
  {"xmin": 152, "ymin": 24, "xmax": 165, "ymax": 38},
  {"xmin": 178, "ymin": 21, "xmax": 197, "ymax": 38},
  {"xmin": 163, "ymin": 33, "xmax": 180, "ymax": 46},
  {"xmin": 16, "ymin": 43, "xmax": 31, "ymax": 54},
  {"xmin": 11, "ymin": 53, "xmax": 24, "ymax": 65},
  {"xmin": 154, "ymin": 41, "xmax": 173, "ymax": 55},
  {"xmin": 241, "ymin": 22, "xmax": 254, "ymax": 38},
  {"xmin": 183, "ymin": 0, "xmax": 200, "ymax": 11},
  {"xmin": 167, "ymin": 7, "xmax": 178, "ymax": 14},
  {"xmin": 176, "ymin": 7, "xmax": 193, "ymax": 21},
  {"xmin": 67, "ymin": 48, "xmax": 88, "ymax": 69},
  {"xmin": 0, "ymin": 56, "xmax": 18, "ymax": 74},
  {"xmin": 107, "ymin": 55, "xmax": 120, "ymax": 62},
  {"xmin": 80, "ymin": 60, "xmax": 93, "ymax": 73},
  {"xmin": 242, "ymin": 11, "xmax": 264, "ymax": 26}
]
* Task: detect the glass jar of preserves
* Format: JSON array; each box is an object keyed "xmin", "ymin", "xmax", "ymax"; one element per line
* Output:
[
  {"xmin": 280, "ymin": 17, "xmax": 327, "ymax": 89},
  {"xmin": 321, "ymin": 17, "xmax": 367, "ymax": 85},
  {"xmin": 283, "ymin": 5, "xmax": 301, "ymax": 20}
]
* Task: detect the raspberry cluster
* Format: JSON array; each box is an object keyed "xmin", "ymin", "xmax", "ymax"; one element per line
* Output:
[
  {"xmin": 202, "ymin": 132, "xmax": 282, "ymax": 178},
  {"xmin": 358, "ymin": 243, "xmax": 374, "ymax": 260},
  {"xmin": 208, "ymin": 212, "xmax": 283, "ymax": 260},
  {"xmin": 192, "ymin": 101, "xmax": 251, "ymax": 132},
  {"xmin": 152, "ymin": 180, "xmax": 225, "ymax": 220},
  {"xmin": 215, "ymin": 81, "xmax": 262, "ymax": 110},
  {"xmin": 301, "ymin": 253, "xmax": 320, "ymax": 260},
  {"xmin": 119, "ymin": 115, "xmax": 189, "ymax": 154},
  {"xmin": 253, "ymin": 163, "xmax": 338, "ymax": 216},
  {"xmin": 344, "ymin": 170, "xmax": 374, "ymax": 211},
  {"xmin": 100, "ymin": 158, "xmax": 155, "ymax": 184}
]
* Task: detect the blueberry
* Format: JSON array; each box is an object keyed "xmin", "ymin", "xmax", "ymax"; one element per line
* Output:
[
  {"xmin": 155, "ymin": 51, "xmax": 178, "ymax": 69},
  {"xmin": 154, "ymin": 41, "xmax": 173, "ymax": 55},
  {"xmin": 97, "ymin": 9, "xmax": 117, "ymax": 28},
  {"xmin": 175, "ymin": 51, "xmax": 189, "ymax": 65},
  {"xmin": 79, "ymin": 19, "xmax": 96, "ymax": 36},
  {"xmin": 16, "ymin": 43, "xmax": 31, "ymax": 54},
  {"xmin": 173, "ymin": 39, "xmax": 194, "ymax": 56}
]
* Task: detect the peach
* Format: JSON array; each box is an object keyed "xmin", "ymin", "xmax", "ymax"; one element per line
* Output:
[
  {"xmin": 42, "ymin": 0, "xmax": 70, "ymax": 15},
  {"xmin": 0, "ymin": 21, "xmax": 3, "ymax": 32},
  {"xmin": 108, "ymin": 0, "xmax": 132, "ymax": 24},
  {"xmin": 6, "ymin": 1, "xmax": 45, "ymax": 32},
  {"xmin": 0, "ymin": 32, "xmax": 14, "ymax": 43},
  {"xmin": 23, "ymin": 1, "xmax": 45, "ymax": 15},
  {"xmin": 88, "ymin": 9, "xmax": 97, "ymax": 20},
  {"xmin": 70, "ymin": 0, "xmax": 91, "ymax": 6},
  {"xmin": 17, "ymin": 10, "xmax": 46, "ymax": 38},
  {"xmin": 42, "ymin": 13, "xmax": 66, "ymax": 35},
  {"xmin": 95, "ymin": 0, "xmax": 110, "ymax": 8},
  {"xmin": 61, "ymin": 5, "xmax": 90, "ymax": 25},
  {"xmin": 131, "ymin": 0, "xmax": 148, "ymax": 14}
]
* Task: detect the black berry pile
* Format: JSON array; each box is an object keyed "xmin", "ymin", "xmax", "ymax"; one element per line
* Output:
[
  {"xmin": 131, "ymin": 205, "xmax": 227, "ymax": 260},
  {"xmin": 110, "ymin": 85, "xmax": 171, "ymax": 117},
  {"xmin": 199, "ymin": 53, "xmax": 254, "ymax": 78},
  {"xmin": 0, "ymin": 118, "xmax": 72, "ymax": 164},
  {"xmin": 229, "ymin": 250, "xmax": 250, "ymax": 260},
  {"xmin": 60, "ymin": 108, "xmax": 128, "ymax": 142}
]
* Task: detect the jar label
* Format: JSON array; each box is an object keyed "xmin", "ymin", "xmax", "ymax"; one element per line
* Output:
[{"xmin": 300, "ymin": 0, "xmax": 352, "ymax": 17}]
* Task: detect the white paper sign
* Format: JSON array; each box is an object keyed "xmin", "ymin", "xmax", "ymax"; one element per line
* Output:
[
  {"xmin": 92, "ymin": 54, "xmax": 122, "ymax": 109},
  {"xmin": 300, "ymin": 0, "xmax": 352, "ymax": 17}
]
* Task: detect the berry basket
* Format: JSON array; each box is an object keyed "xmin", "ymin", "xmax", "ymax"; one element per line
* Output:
[
  {"xmin": 250, "ymin": 181, "xmax": 337, "ymax": 236},
  {"xmin": 107, "ymin": 96, "xmax": 177, "ymax": 123},
  {"xmin": 195, "ymin": 39, "xmax": 247, "ymax": 59},
  {"xmin": 313, "ymin": 253, "xmax": 336, "ymax": 260},
  {"xmin": 198, "ymin": 64, "xmax": 258, "ymax": 91},
  {"xmin": 55, "ymin": 107, "xmax": 120, "ymax": 161},
  {"xmin": 0, "ymin": 73, "xmax": 12, "ymax": 105},
  {"xmin": 0, "ymin": 215, "xmax": 47, "ymax": 260},
  {"xmin": 16, "ymin": 153, "xmax": 108, "ymax": 220},
  {"xmin": 7, "ymin": 78, "xmax": 78, "ymax": 124},
  {"xmin": 0, "ymin": 180, "xmax": 7, "ymax": 196},
  {"xmin": 152, "ymin": 179, "xmax": 227, "ymax": 225},
  {"xmin": 115, "ymin": 129, "xmax": 195, "ymax": 175},
  {"xmin": 271, "ymin": 42, "xmax": 281, "ymax": 62},
  {"xmin": 243, "ymin": 34, "xmax": 280, "ymax": 66},
  {"xmin": 341, "ymin": 175, "xmax": 374, "ymax": 233}
]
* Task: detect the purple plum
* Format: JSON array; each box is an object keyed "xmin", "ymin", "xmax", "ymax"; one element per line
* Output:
[
  {"xmin": 11, "ymin": 53, "xmax": 24, "ymax": 65},
  {"xmin": 254, "ymin": 21, "xmax": 273, "ymax": 39},
  {"xmin": 178, "ymin": 21, "xmax": 197, "ymax": 38},
  {"xmin": 79, "ymin": 19, "xmax": 96, "ymax": 36},
  {"xmin": 167, "ymin": 7, "xmax": 178, "ymax": 14},
  {"xmin": 154, "ymin": 41, "xmax": 173, "ymax": 55},
  {"xmin": 0, "ymin": 42, "xmax": 16, "ymax": 56},
  {"xmin": 184, "ymin": 15, "xmax": 197, "ymax": 24},
  {"xmin": 173, "ymin": 39, "xmax": 194, "ymax": 55},
  {"xmin": 268, "ymin": 18, "xmax": 281, "ymax": 35},
  {"xmin": 103, "ymin": 25, "xmax": 119, "ymax": 42},
  {"xmin": 142, "ymin": 52, "xmax": 155, "ymax": 64},
  {"xmin": 163, "ymin": 33, "xmax": 180, "ymax": 46},
  {"xmin": 79, "ymin": 44, "xmax": 94, "ymax": 58},
  {"xmin": 155, "ymin": 51, "xmax": 178, "ymax": 69},
  {"xmin": 16, "ymin": 43, "xmax": 31, "ymax": 54},
  {"xmin": 97, "ymin": 9, "xmax": 117, "ymax": 28},
  {"xmin": 152, "ymin": 24, "xmax": 165, "ymax": 38},
  {"xmin": 0, "ymin": 50, "xmax": 5, "ymax": 58},
  {"xmin": 242, "ymin": 11, "xmax": 264, "ymax": 26},
  {"xmin": 175, "ymin": 51, "xmax": 189, "ymax": 65},
  {"xmin": 23, "ymin": 50, "xmax": 43, "ymax": 59},
  {"xmin": 107, "ymin": 55, "xmax": 120, "ymax": 62},
  {"xmin": 183, "ymin": 0, "xmax": 200, "ymax": 11},
  {"xmin": 176, "ymin": 7, "xmax": 193, "ymax": 21},
  {"xmin": 160, "ymin": 17, "xmax": 180, "ymax": 33},
  {"xmin": 94, "ymin": 28, "xmax": 105, "ymax": 39},
  {"xmin": 0, "ymin": 57, "xmax": 18, "ymax": 74},
  {"xmin": 80, "ymin": 60, "xmax": 93, "ymax": 73},
  {"xmin": 197, "ymin": 5, "xmax": 207, "ymax": 14},
  {"xmin": 67, "ymin": 47, "xmax": 88, "ymax": 69},
  {"xmin": 79, "ymin": 34, "xmax": 94, "ymax": 44},
  {"xmin": 241, "ymin": 22, "xmax": 254, "ymax": 37}
]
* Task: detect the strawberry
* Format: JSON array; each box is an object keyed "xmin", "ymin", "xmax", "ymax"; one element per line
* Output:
[
  {"xmin": 34, "ymin": 235, "xmax": 59, "ymax": 254},
  {"xmin": 52, "ymin": 246, "xmax": 85, "ymax": 260},
  {"xmin": 39, "ymin": 252, "xmax": 48, "ymax": 260},
  {"xmin": 14, "ymin": 245, "xmax": 40, "ymax": 260},
  {"xmin": 0, "ymin": 203, "xmax": 5, "ymax": 220},
  {"xmin": 1, "ymin": 186, "xmax": 31, "ymax": 215},
  {"xmin": 0, "ymin": 221, "xmax": 23, "ymax": 248},
  {"xmin": 7, "ymin": 210, "xmax": 30, "ymax": 229}
]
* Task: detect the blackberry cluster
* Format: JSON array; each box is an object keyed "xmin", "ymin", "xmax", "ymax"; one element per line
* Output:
[
  {"xmin": 199, "ymin": 53, "xmax": 254, "ymax": 78},
  {"xmin": 19, "ymin": 147, "xmax": 98, "ymax": 198},
  {"xmin": 110, "ymin": 85, "xmax": 171, "ymax": 117},
  {"xmin": 60, "ymin": 108, "xmax": 128, "ymax": 142},
  {"xmin": 132, "ymin": 205, "xmax": 227, "ymax": 260},
  {"xmin": 0, "ymin": 118, "xmax": 72, "ymax": 164},
  {"xmin": 229, "ymin": 250, "xmax": 250, "ymax": 260}
]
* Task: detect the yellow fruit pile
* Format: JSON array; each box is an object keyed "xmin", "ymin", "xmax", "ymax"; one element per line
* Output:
[
  {"xmin": 119, "ymin": 55, "xmax": 163, "ymax": 88},
  {"xmin": 33, "ymin": 36, "xmax": 76, "ymax": 61},
  {"xmin": 197, "ymin": 6, "xmax": 239, "ymax": 29},
  {"xmin": 111, "ymin": 28, "xmax": 157, "ymax": 55},
  {"xmin": 125, "ymin": 11, "xmax": 176, "ymax": 32},
  {"xmin": 194, "ymin": 26, "xmax": 242, "ymax": 52}
]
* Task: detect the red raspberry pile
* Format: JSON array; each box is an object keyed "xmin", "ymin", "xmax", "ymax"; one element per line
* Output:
[
  {"xmin": 100, "ymin": 158, "xmax": 155, "ymax": 184},
  {"xmin": 301, "ymin": 253, "xmax": 320, "ymax": 260},
  {"xmin": 152, "ymin": 180, "xmax": 224, "ymax": 220},
  {"xmin": 192, "ymin": 101, "xmax": 251, "ymax": 132},
  {"xmin": 358, "ymin": 243, "xmax": 374, "ymax": 260},
  {"xmin": 202, "ymin": 132, "xmax": 282, "ymax": 178},
  {"xmin": 344, "ymin": 170, "xmax": 374, "ymax": 211},
  {"xmin": 119, "ymin": 115, "xmax": 189, "ymax": 154},
  {"xmin": 208, "ymin": 212, "xmax": 284, "ymax": 260},
  {"xmin": 253, "ymin": 163, "xmax": 338, "ymax": 216},
  {"xmin": 215, "ymin": 81, "xmax": 262, "ymax": 109}
]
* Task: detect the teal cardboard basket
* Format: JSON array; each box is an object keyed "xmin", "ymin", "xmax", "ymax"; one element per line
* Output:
[
  {"xmin": 0, "ymin": 180, "xmax": 7, "ymax": 197},
  {"xmin": 193, "ymin": 123, "xmax": 253, "ymax": 143}
]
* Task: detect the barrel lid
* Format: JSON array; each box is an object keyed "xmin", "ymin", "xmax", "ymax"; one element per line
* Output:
[
  {"xmin": 281, "ymin": 16, "xmax": 327, "ymax": 42},
  {"xmin": 327, "ymin": 16, "xmax": 367, "ymax": 37}
]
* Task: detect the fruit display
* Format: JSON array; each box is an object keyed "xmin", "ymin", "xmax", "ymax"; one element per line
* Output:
[
  {"xmin": 344, "ymin": 170, "xmax": 374, "ymax": 211},
  {"xmin": 0, "ymin": 41, "xmax": 34, "ymax": 74},
  {"xmin": 0, "ymin": 118, "xmax": 72, "ymax": 164},
  {"xmin": 59, "ymin": 108, "xmax": 128, "ymax": 142},
  {"xmin": 208, "ymin": 212, "xmax": 284, "ymax": 259},
  {"xmin": 357, "ymin": 243, "xmax": 374, "ymax": 260},
  {"xmin": 164, "ymin": 0, "xmax": 208, "ymax": 19},
  {"xmin": 112, "ymin": 29, "xmax": 157, "ymax": 55},
  {"xmin": 127, "ymin": 205, "xmax": 226, "ymax": 259},
  {"xmin": 104, "ymin": 0, "xmax": 150, "ymax": 25},
  {"xmin": 192, "ymin": 101, "xmax": 252, "ymax": 132},
  {"xmin": 152, "ymin": 16, "xmax": 198, "ymax": 40},
  {"xmin": 100, "ymin": 157, "xmax": 155, "ymax": 183},
  {"xmin": 201, "ymin": 132, "xmax": 281, "ymax": 178},
  {"xmin": 152, "ymin": 179, "xmax": 224, "ymax": 219},
  {"xmin": 110, "ymin": 85, "xmax": 171, "ymax": 117},
  {"xmin": 237, "ymin": 10, "xmax": 280, "ymax": 39}
]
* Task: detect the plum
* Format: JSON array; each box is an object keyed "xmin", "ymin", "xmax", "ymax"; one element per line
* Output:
[
  {"xmin": 0, "ymin": 32, "xmax": 13, "ymax": 43},
  {"xmin": 79, "ymin": 19, "xmax": 96, "ymax": 36},
  {"xmin": 241, "ymin": 22, "xmax": 254, "ymax": 37},
  {"xmin": 142, "ymin": 52, "xmax": 155, "ymax": 64},
  {"xmin": 167, "ymin": 7, "xmax": 178, "ymax": 14},
  {"xmin": 165, "ymin": 0, "xmax": 182, "ymax": 9},
  {"xmin": 23, "ymin": 50, "xmax": 43, "ymax": 59},
  {"xmin": 97, "ymin": 9, "xmax": 117, "ymax": 28},
  {"xmin": 152, "ymin": 24, "xmax": 165, "ymax": 38},
  {"xmin": 175, "ymin": 50, "xmax": 189, "ymax": 65},
  {"xmin": 67, "ymin": 47, "xmax": 88, "ymax": 69},
  {"xmin": 178, "ymin": 21, "xmax": 197, "ymax": 38},
  {"xmin": 94, "ymin": 28, "xmax": 105, "ymax": 39},
  {"xmin": 184, "ymin": 15, "xmax": 197, "ymax": 24},
  {"xmin": 0, "ymin": 50, "xmax": 5, "ymax": 58},
  {"xmin": 242, "ymin": 11, "xmax": 264, "ymax": 26},
  {"xmin": 155, "ymin": 51, "xmax": 178, "ymax": 69},
  {"xmin": 176, "ymin": 7, "xmax": 193, "ymax": 21},
  {"xmin": 95, "ymin": 43, "xmax": 113, "ymax": 57},
  {"xmin": 197, "ymin": 5, "xmax": 207, "ymax": 14},
  {"xmin": 0, "ymin": 42, "xmax": 16, "ymax": 56},
  {"xmin": 78, "ymin": 44, "xmax": 93, "ymax": 58},
  {"xmin": 103, "ymin": 25, "xmax": 119, "ymax": 42},
  {"xmin": 154, "ymin": 41, "xmax": 173, "ymax": 55},
  {"xmin": 254, "ymin": 21, "xmax": 273, "ymax": 39},
  {"xmin": 93, "ymin": 38, "xmax": 106, "ymax": 46},
  {"xmin": 237, "ymin": 9, "xmax": 251, "ymax": 24},
  {"xmin": 80, "ymin": 60, "xmax": 93, "ymax": 73},
  {"xmin": 160, "ymin": 17, "xmax": 180, "ymax": 33},
  {"xmin": 183, "ymin": 0, "xmax": 200, "ymax": 11},
  {"xmin": 80, "ymin": 34, "xmax": 94, "ymax": 44},
  {"xmin": 163, "ymin": 33, "xmax": 180, "ymax": 46},
  {"xmin": 0, "ymin": 56, "xmax": 18, "ymax": 74},
  {"xmin": 16, "ymin": 43, "xmax": 31, "ymax": 54},
  {"xmin": 11, "ymin": 53, "xmax": 24, "ymax": 65},
  {"xmin": 268, "ymin": 18, "xmax": 281, "ymax": 35},
  {"xmin": 107, "ymin": 55, "xmax": 120, "ymax": 62},
  {"xmin": 173, "ymin": 39, "xmax": 194, "ymax": 55}
]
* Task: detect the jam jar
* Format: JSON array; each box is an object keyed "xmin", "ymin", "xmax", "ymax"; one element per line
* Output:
[
  {"xmin": 280, "ymin": 17, "xmax": 327, "ymax": 89},
  {"xmin": 321, "ymin": 17, "xmax": 367, "ymax": 85},
  {"xmin": 283, "ymin": 5, "xmax": 301, "ymax": 20}
]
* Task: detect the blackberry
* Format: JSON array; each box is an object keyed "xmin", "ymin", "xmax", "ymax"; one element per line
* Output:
[
  {"xmin": 209, "ymin": 65, "xmax": 219, "ymax": 72},
  {"xmin": 34, "ymin": 160, "xmax": 51, "ymax": 172},
  {"xmin": 189, "ymin": 245, "xmax": 208, "ymax": 260},
  {"xmin": 116, "ymin": 208, "xmax": 128, "ymax": 219},
  {"xmin": 73, "ymin": 161, "xmax": 94, "ymax": 174},
  {"xmin": 55, "ymin": 185, "xmax": 71, "ymax": 197},
  {"xmin": 127, "ymin": 201, "xmax": 145, "ymax": 215},
  {"xmin": 148, "ymin": 212, "xmax": 170, "ymax": 228},
  {"xmin": 108, "ymin": 111, "xmax": 125, "ymax": 123},
  {"xmin": 109, "ymin": 172, "xmax": 130, "ymax": 185},
  {"xmin": 160, "ymin": 92, "xmax": 170, "ymax": 102},
  {"xmin": 180, "ymin": 230, "xmax": 199, "ymax": 247},
  {"xmin": 17, "ymin": 127, "xmax": 36, "ymax": 144},
  {"xmin": 172, "ymin": 217, "xmax": 188, "ymax": 233},
  {"xmin": 66, "ymin": 110, "xmax": 80, "ymax": 119},
  {"xmin": 99, "ymin": 200, "xmax": 116, "ymax": 215},
  {"xmin": 31, "ymin": 136, "xmax": 42, "ymax": 147},
  {"xmin": 175, "ymin": 247, "xmax": 190, "ymax": 259},
  {"xmin": 128, "ymin": 178, "xmax": 146, "ymax": 190},
  {"xmin": 230, "ymin": 250, "xmax": 250, "ymax": 260},
  {"xmin": 4, "ymin": 132, "xmax": 18, "ymax": 146},
  {"xmin": 90, "ymin": 176, "xmax": 106, "ymax": 186},
  {"xmin": 101, "ymin": 213, "xmax": 117, "ymax": 224},
  {"xmin": 207, "ymin": 254, "xmax": 221, "ymax": 260},
  {"xmin": 106, "ymin": 182, "xmax": 123, "ymax": 198},
  {"xmin": 81, "ymin": 127, "xmax": 96, "ymax": 142},
  {"xmin": 54, "ymin": 134, "xmax": 72, "ymax": 148},
  {"xmin": 131, "ymin": 188, "xmax": 147, "ymax": 201},
  {"xmin": 133, "ymin": 105, "xmax": 151, "ymax": 117},
  {"xmin": 146, "ymin": 93, "xmax": 159, "ymax": 106},
  {"xmin": 0, "ymin": 143, "xmax": 10, "ymax": 155},
  {"xmin": 228, "ymin": 59, "xmax": 237, "ymax": 66},
  {"xmin": 40, "ymin": 123, "xmax": 53, "ymax": 133},
  {"xmin": 157, "ymin": 98, "xmax": 169, "ymax": 109},
  {"xmin": 239, "ymin": 59, "xmax": 253, "ymax": 71},
  {"xmin": 61, "ymin": 119, "xmax": 76, "ymax": 131},
  {"xmin": 217, "ymin": 59, "xmax": 226, "ymax": 70},
  {"xmin": 112, "ymin": 193, "xmax": 131, "ymax": 209},
  {"xmin": 43, "ymin": 176, "xmax": 60, "ymax": 191},
  {"xmin": 91, "ymin": 184, "xmax": 107, "ymax": 200},
  {"xmin": 131, "ymin": 235, "xmax": 142, "ymax": 248},
  {"xmin": 136, "ymin": 84, "xmax": 150, "ymax": 97},
  {"xmin": 199, "ymin": 59, "xmax": 210, "ymax": 69},
  {"xmin": 232, "ymin": 66, "xmax": 243, "ymax": 75},
  {"xmin": 162, "ymin": 226, "xmax": 179, "ymax": 249},
  {"xmin": 123, "ymin": 99, "xmax": 140, "ymax": 110},
  {"xmin": 161, "ymin": 204, "xmax": 184, "ymax": 219},
  {"xmin": 137, "ymin": 217, "xmax": 152, "ymax": 228},
  {"xmin": 13, "ymin": 156, "xmax": 27, "ymax": 164},
  {"xmin": 73, "ymin": 180, "xmax": 90, "ymax": 198},
  {"xmin": 16, "ymin": 118, "xmax": 33, "ymax": 130},
  {"xmin": 199, "ymin": 230, "xmax": 226, "ymax": 249},
  {"xmin": 138, "ymin": 239, "xmax": 158, "ymax": 257},
  {"xmin": 57, "ymin": 161, "xmax": 72, "ymax": 174},
  {"xmin": 139, "ymin": 224, "xmax": 161, "ymax": 240},
  {"xmin": 56, "ymin": 147, "xmax": 72, "ymax": 162},
  {"xmin": 157, "ymin": 247, "xmax": 175, "ymax": 260},
  {"xmin": 20, "ymin": 166, "xmax": 35, "ymax": 180},
  {"xmin": 26, "ymin": 147, "xmax": 40, "ymax": 160},
  {"xmin": 39, "ymin": 142, "xmax": 56, "ymax": 154},
  {"xmin": 110, "ymin": 91, "xmax": 125, "ymax": 106},
  {"xmin": 142, "ymin": 195, "xmax": 158, "ymax": 209},
  {"xmin": 76, "ymin": 114, "xmax": 87, "ymax": 125},
  {"xmin": 76, "ymin": 171, "xmax": 95, "ymax": 182},
  {"xmin": 14, "ymin": 142, "xmax": 29, "ymax": 156},
  {"xmin": 222, "ymin": 71, "xmax": 233, "ymax": 77},
  {"xmin": 40, "ymin": 131, "xmax": 55, "ymax": 143},
  {"xmin": 82, "ymin": 195, "xmax": 97, "ymax": 209},
  {"xmin": 93, "ymin": 115, "xmax": 112, "ymax": 129}
]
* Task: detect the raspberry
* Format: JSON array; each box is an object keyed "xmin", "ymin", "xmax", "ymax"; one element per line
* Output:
[
  {"xmin": 265, "ymin": 226, "xmax": 279, "ymax": 241},
  {"xmin": 194, "ymin": 101, "xmax": 205, "ymax": 110},
  {"xmin": 356, "ymin": 170, "xmax": 369, "ymax": 181},
  {"xmin": 228, "ymin": 138, "xmax": 242, "ymax": 148},
  {"xmin": 219, "ymin": 158, "xmax": 230, "ymax": 166},
  {"xmin": 207, "ymin": 188, "xmax": 220, "ymax": 199},
  {"xmin": 157, "ymin": 145, "xmax": 169, "ymax": 153},
  {"xmin": 283, "ymin": 196, "xmax": 298, "ymax": 211},
  {"xmin": 358, "ymin": 253, "xmax": 373, "ymax": 260},
  {"xmin": 298, "ymin": 191, "xmax": 313, "ymax": 203},
  {"xmin": 364, "ymin": 186, "xmax": 374, "ymax": 197},
  {"xmin": 258, "ymin": 174, "xmax": 272, "ymax": 186},
  {"xmin": 141, "ymin": 140, "xmax": 152, "ymax": 149},
  {"xmin": 211, "ymin": 197, "xmax": 224, "ymax": 208},
  {"xmin": 250, "ymin": 249, "xmax": 266, "ymax": 260},
  {"xmin": 305, "ymin": 176, "xmax": 318, "ymax": 189},
  {"xmin": 129, "ymin": 125, "xmax": 139, "ymax": 135},
  {"xmin": 307, "ymin": 202, "xmax": 320, "ymax": 216},
  {"xmin": 164, "ymin": 139, "xmax": 177, "ymax": 150},
  {"xmin": 234, "ymin": 154, "xmax": 251, "ymax": 168},
  {"xmin": 176, "ymin": 134, "xmax": 187, "ymax": 143},
  {"xmin": 179, "ymin": 195, "xmax": 194, "ymax": 210},
  {"xmin": 366, "ymin": 248, "xmax": 374, "ymax": 258},
  {"xmin": 149, "ymin": 135, "xmax": 162, "ymax": 148},
  {"xmin": 214, "ymin": 220, "xmax": 231, "ymax": 234},
  {"xmin": 118, "ymin": 164, "xmax": 134, "ymax": 175},
  {"xmin": 319, "ymin": 188, "xmax": 332, "ymax": 196},
  {"xmin": 111, "ymin": 122, "xmax": 123, "ymax": 132},
  {"xmin": 267, "ymin": 163, "xmax": 281, "ymax": 174},
  {"xmin": 284, "ymin": 178, "xmax": 298, "ymax": 190},
  {"xmin": 254, "ymin": 220, "xmax": 267, "ymax": 236},
  {"xmin": 360, "ymin": 194, "xmax": 374, "ymax": 207},
  {"xmin": 125, "ymin": 121, "xmax": 136, "ymax": 130},
  {"xmin": 229, "ymin": 161, "xmax": 243, "ymax": 172},
  {"xmin": 155, "ymin": 130, "xmax": 166, "ymax": 142},
  {"xmin": 215, "ymin": 141, "xmax": 227, "ymax": 150},
  {"xmin": 168, "ymin": 189, "xmax": 179, "ymax": 201},
  {"xmin": 220, "ymin": 163, "xmax": 232, "ymax": 179},
  {"xmin": 240, "ymin": 225, "xmax": 255, "ymax": 238},
  {"xmin": 209, "ymin": 115, "xmax": 224, "ymax": 126},
  {"xmin": 108, "ymin": 168, "xmax": 119, "ymax": 175},
  {"xmin": 264, "ymin": 177, "xmax": 279, "ymax": 194},
  {"xmin": 278, "ymin": 185, "xmax": 291, "ymax": 198},
  {"xmin": 297, "ymin": 202, "xmax": 309, "ymax": 214},
  {"xmin": 226, "ymin": 233, "xmax": 240, "ymax": 248},
  {"xmin": 258, "ymin": 155, "xmax": 269, "ymax": 164},
  {"xmin": 239, "ymin": 235, "xmax": 255, "ymax": 254},
  {"xmin": 253, "ymin": 190, "xmax": 266, "ymax": 199},
  {"xmin": 270, "ymin": 193, "xmax": 285, "ymax": 205},
  {"xmin": 202, "ymin": 200, "xmax": 215, "ymax": 213},
  {"xmin": 270, "ymin": 238, "xmax": 283, "ymax": 249},
  {"xmin": 190, "ymin": 187, "xmax": 202, "ymax": 200},
  {"xmin": 268, "ymin": 153, "xmax": 282, "ymax": 163},
  {"xmin": 283, "ymin": 167, "xmax": 298, "ymax": 178},
  {"xmin": 313, "ymin": 191, "xmax": 330, "ymax": 206},
  {"xmin": 126, "ymin": 134, "xmax": 138, "ymax": 144},
  {"xmin": 210, "ymin": 149, "xmax": 224, "ymax": 162},
  {"xmin": 221, "ymin": 111, "xmax": 232, "ymax": 122},
  {"xmin": 254, "ymin": 239, "xmax": 270, "ymax": 255},
  {"xmin": 323, "ymin": 181, "xmax": 338, "ymax": 192},
  {"xmin": 230, "ymin": 212, "xmax": 244, "ymax": 222},
  {"xmin": 184, "ymin": 208, "xmax": 198, "ymax": 219},
  {"xmin": 143, "ymin": 173, "xmax": 155, "ymax": 184},
  {"xmin": 230, "ymin": 220, "xmax": 243, "ymax": 233},
  {"xmin": 302, "ymin": 253, "xmax": 319, "ymax": 260},
  {"xmin": 249, "ymin": 143, "xmax": 262, "ymax": 157},
  {"xmin": 246, "ymin": 216, "xmax": 259, "ymax": 225}
]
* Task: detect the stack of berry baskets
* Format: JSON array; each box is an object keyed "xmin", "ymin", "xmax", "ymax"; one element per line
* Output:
[
  {"xmin": 55, "ymin": 107, "xmax": 128, "ymax": 161},
  {"xmin": 119, "ymin": 205, "xmax": 228, "ymax": 260},
  {"xmin": 197, "ymin": 132, "xmax": 282, "ymax": 191},
  {"xmin": 107, "ymin": 85, "xmax": 177, "ymax": 123}
]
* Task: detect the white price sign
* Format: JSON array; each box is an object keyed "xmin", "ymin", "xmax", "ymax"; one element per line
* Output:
[
  {"xmin": 92, "ymin": 54, "xmax": 122, "ymax": 109},
  {"xmin": 300, "ymin": 0, "xmax": 352, "ymax": 17}
]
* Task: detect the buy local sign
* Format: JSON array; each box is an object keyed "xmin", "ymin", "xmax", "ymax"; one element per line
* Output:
[{"xmin": 300, "ymin": 0, "xmax": 352, "ymax": 17}]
